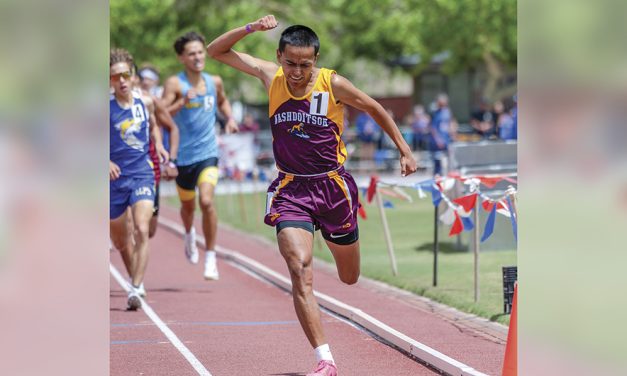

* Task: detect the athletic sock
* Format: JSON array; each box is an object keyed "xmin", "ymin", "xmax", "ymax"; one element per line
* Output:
[
  {"xmin": 314, "ymin": 344, "xmax": 334, "ymax": 363},
  {"xmin": 206, "ymin": 250, "xmax": 216, "ymax": 261}
]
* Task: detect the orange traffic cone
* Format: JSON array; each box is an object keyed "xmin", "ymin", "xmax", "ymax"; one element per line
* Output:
[{"xmin": 502, "ymin": 282, "xmax": 518, "ymax": 376}]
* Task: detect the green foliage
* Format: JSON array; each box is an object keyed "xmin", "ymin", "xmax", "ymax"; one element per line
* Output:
[
  {"xmin": 415, "ymin": 0, "xmax": 517, "ymax": 74},
  {"xmin": 110, "ymin": 0, "xmax": 516, "ymax": 102},
  {"xmin": 110, "ymin": 0, "xmax": 179, "ymax": 74}
]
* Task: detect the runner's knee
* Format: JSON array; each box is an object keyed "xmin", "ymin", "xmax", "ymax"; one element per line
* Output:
[
  {"xmin": 134, "ymin": 221, "xmax": 150, "ymax": 240},
  {"xmin": 199, "ymin": 196, "xmax": 214, "ymax": 212},
  {"xmin": 285, "ymin": 255, "xmax": 310, "ymax": 278},
  {"xmin": 282, "ymin": 252, "xmax": 313, "ymax": 292}
]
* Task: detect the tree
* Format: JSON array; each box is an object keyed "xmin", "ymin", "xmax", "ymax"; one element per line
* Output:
[
  {"xmin": 413, "ymin": 0, "xmax": 517, "ymax": 101},
  {"xmin": 318, "ymin": 0, "xmax": 517, "ymax": 102}
]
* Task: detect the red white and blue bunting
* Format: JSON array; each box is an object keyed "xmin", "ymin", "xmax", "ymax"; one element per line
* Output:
[{"xmin": 361, "ymin": 174, "xmax": 518, "ymax": 242}]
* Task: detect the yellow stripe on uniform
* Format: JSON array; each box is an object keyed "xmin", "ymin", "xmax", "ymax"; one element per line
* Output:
[
  {"xmin": 176, "ymin": 185, "xmax": 196, "ymax": 201},
  {"xmin": 333, "ymin": 129, "xmax": 347, "ymax": 165},
  {"xmin": 269, "ymin": 174, "xmax": 294, "ymax": 209},
  {"xmin": 177, "ymin": 166, "xmax": 219, "ymax": 201},
  {"xmin": 275, "ymin": 175, "xmax": 294, "ymax": 196},
  {"xmin": 197, "ymin": 166, "xmax": 219, "ymax": 187},
  {"xmin": 328, "ymin": 171, "xmax": 352, "ymax": 209}
]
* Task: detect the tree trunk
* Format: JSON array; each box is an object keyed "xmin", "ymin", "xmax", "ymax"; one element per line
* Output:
[
  {"xmin": 412, "ymin": 73, "xmax": 423, "ymax": 105},
  {"xmin": 482, "ymin": 50, "xmax": 504, "ymax": 102}
]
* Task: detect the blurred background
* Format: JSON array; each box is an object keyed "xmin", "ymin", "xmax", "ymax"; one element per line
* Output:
[{"xmin": 0, "ymin": 0, "xmax": 625, "ymax": 375}]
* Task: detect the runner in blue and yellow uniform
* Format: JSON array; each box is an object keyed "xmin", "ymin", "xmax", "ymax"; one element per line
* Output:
[
  {"xmin": 207, "ymin": 16, "xmax": 417, "ymax": 375},
  {"xmin": 162, "ymin": 32, "xmax": 239, "ymax": 281},
  {"xmin": 110, "ymin": 48, "xmax": 169, "ymax": 311}
]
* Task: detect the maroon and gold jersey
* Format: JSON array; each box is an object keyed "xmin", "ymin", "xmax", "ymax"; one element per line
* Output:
[{"xmin": 268, "ymin": 67, "xmax": 347, "ymax": 174}]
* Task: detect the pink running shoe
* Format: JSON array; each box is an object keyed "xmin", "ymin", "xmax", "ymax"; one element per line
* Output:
[{"xmin": 306, "ymin": 360, "xmax": 337, "ymax": 376}]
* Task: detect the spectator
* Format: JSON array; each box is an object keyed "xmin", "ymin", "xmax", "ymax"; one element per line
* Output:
[
  {"xmin": 428, "ymin": 93, "xmax": 457, "ymax": 176},
  {"xmin": 510, "ymin": 95, "xmax": 518, "ymax": 140},
  {"xmin": 239, "ymin": 113, "xmax": 260, "ymax": 135},
  {"xmin": 495, "ymin": 100, "xmax": 516, "ymax": 140},
  {"xmin": 355, "ymin": 111, "xmax": 381, "ymax": 162},
  {"xmin": 470, "ymin": 98, "xmax": 496, "ymax": 139},
  {"xmin": 410, "ymin": 104, "xmax": 430, "ymax": 151}
]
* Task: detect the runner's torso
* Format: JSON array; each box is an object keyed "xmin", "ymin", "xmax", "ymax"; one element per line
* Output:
[
  {"xmin": 268, "ymin": 67, "xmax": 347, "ymax": 175},
  {"xmin": 110, "ymin": 92, "xmax": 153, "ymax": 179},
  {"xmin": 173, "ymin": 72, "xmax": 218, "ymax": 165}
]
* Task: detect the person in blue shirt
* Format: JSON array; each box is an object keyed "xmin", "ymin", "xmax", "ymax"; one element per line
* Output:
[
  {"xmin": 110, "ymin": 48, "xmax": 168, "ymax": 310},
  {"xmin": 428, "ymin": 93, "xmax": 457, "ymax": 176},
  {"xmin": 495, "ymin": 100, "xmax": 517, "ymax": 141},
  {"xmin": 355, "ymin": 111, "xmax": 381, "ymax": 162},
  {"xmin": 162, "ymin": 32, "xmax": 239, "ymax": 281},
  {"xmin": 499, "ymin": 96, "xmax": 517, "ymax": 140}
]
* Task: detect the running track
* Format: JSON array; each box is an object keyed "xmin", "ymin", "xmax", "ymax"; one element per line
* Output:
[{"xmin": 110, "ymin": 205, "xmax": 506, "ymax": 375}]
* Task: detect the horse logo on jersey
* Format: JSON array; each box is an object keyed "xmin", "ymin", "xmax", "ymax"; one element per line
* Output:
[
  {"xmin": 116, "ymin": 117, "xmax": 145, "ymax": 151},
  {"xmin": 287, "ymin": 122, "xmax": 310, "ymax": 139}
]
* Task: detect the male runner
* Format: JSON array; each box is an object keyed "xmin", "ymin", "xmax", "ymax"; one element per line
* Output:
[
  {"xmin": 163, "ymin": 31, "xmax": 239, "ymax": 280},
  {"xmin": 207, "ymin": 16, "xmax": 417, "ymax": 375},
  {"xmin": 110, "ymin": 48, "xmax": 168, "ymax": 310}
]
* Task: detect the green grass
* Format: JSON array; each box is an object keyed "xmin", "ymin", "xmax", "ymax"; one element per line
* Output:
[{"xmin": 169, "ymin": 190, "xmax": 516, "ymax": 325}]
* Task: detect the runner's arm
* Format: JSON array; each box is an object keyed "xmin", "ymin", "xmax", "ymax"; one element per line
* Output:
[
  {"xmin": 109, "ymin": 161, "xmax": 121, "ymax": 180},
  {"xmin": 153, "ymin": 97, "xmax": 179, "ymax": 161},
  {"xmin": 213, "ymin": 76, "xmax": 239, "ymax": 134},
  {"xmin": 331, "ymin": 74, "xmax": 417, "ymax": 177},
  {"xmin": 206, "ymin": 15, "xmax": 279, "ymax": 91},
  {"xmin": 147, "ymin": 100, "xmax": 169, "ymax": 164},
  {"xmin": 162, "ymin": 76, "xmax": 186, "ymax": 116}
]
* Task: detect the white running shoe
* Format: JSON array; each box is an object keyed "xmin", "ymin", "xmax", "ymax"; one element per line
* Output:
[
  {"xmin": 127, "ymin": 289, "xmax": 142, "ymax": 311},
  {"xmin": 185, "ymin": 228, "xmax": 199, "ymax": 264},
  {"xmin": 203, "ymin": 251, "xmax": 219, "ymax": 281},
  {"xmin": 137, "ymin": 283, "xmax": 146, "ymax": 297},
  {"xmin": 127, "ymin": 280, "xmax": 146, "ymax": 297}
]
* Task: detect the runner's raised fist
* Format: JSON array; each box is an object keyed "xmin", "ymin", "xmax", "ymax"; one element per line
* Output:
[{"xmin": 252, "ymin": 15, "xmax": 278, "ymax": 32}]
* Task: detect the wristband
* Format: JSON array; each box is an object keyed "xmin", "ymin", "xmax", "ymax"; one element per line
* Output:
[
  {"xmin": 168, "ymin": 159, "xmax": 177, "ymax": 168},
  {"xmin": 245, "ymin": 23, "xmax": 254, "ymax": 33}
]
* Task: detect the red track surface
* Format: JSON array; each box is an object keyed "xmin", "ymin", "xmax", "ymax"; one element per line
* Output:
[{"xmin": 110, "ymin": 205, "xmax": 505, "ymax": 375}]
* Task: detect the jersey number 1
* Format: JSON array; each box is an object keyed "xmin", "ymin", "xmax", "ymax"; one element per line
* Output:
[{"xmin": 309, "ymin": 91, "xmax": 329, "ymax": 116}]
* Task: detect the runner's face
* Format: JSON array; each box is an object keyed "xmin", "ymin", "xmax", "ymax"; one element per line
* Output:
[
  {"xmin": 110, "ymin": 62, "xmax": 132, "ymax": 97},
  {"xmin": 179, "ymin": 40, "xmax": 205, "ymax": 72},
  {"xmin": 277, "ymin": 45, "xmax": 317, "ymax": 91},
  {"xmin": 140, "ymin": 77, "xmax": 157, "ymax": 92}
]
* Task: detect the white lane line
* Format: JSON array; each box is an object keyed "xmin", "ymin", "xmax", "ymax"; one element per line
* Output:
[
  {"xmin": 159, "ymin": 217, "xmax": 487, "ymax": 376},
  {"xmin": 109, "ymin": 263, "xmax": 212, "ymax": 376}
]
